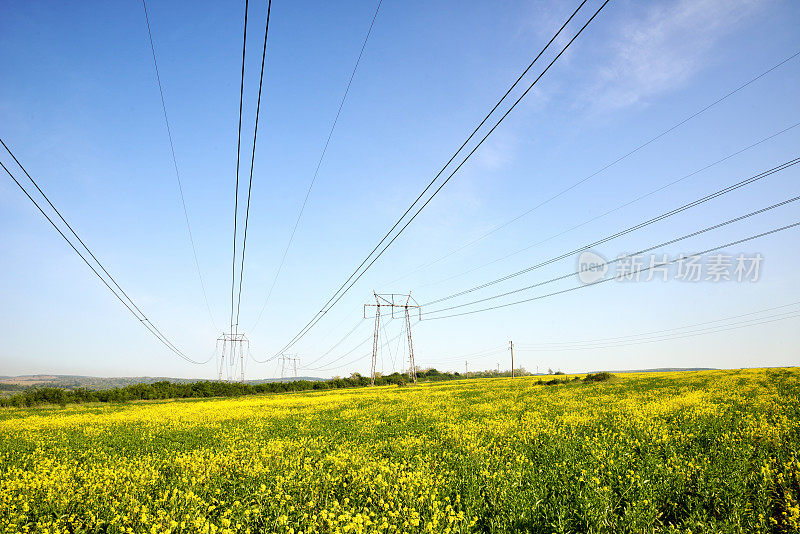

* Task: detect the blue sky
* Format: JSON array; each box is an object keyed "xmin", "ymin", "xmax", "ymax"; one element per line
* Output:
[{"xmin": 1, "ymin": 0, "xmax": 798, "ymax": 379}]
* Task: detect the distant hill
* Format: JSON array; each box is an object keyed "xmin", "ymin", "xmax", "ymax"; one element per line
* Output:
[
  {"xmin": 0, "ymin": 374, "xmax": 322, "ymax": 391},
  {"xmin": 0, "ymin": 368, "xmax": 725, "ymax": 393},
  {"xmin": 606, "ymin": 368, "xmax": 717, "ymax": 373}
]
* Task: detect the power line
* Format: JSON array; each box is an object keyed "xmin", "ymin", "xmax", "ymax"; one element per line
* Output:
[
  {"xmin": 383, "ymin": 50, "xmax": 800, "ymax": 286},
  {"xmin": 1, "ymin": 152, "xmax": 211, "ymax": 365},
  {"xmin": 235, "ymin": 0, "xmax": 273, "ymax": 330},
  {"xmin": 271, "ymin": 0, "xmax": 609, "ymax": 359},
  {"xmin": 230, "ymin": 0, "xmax": 250, "ymax": 333},
  {"xmin": 515, "ymin": 311, "xmax": 800, "ymax": 352},
  {"xmin": 2, "ymin": 142, "xmax": 181, "ymax": 358},
  {"xmin": 303, "ymin": 322, "xmax": 413, "ymax": 373},
  {"xmin": 422, "ymin": 346, "xmax": 508, "ymax": 365},
  {"xmin": 416, "ymin": 120, "xmax": 800, "ymax": 291},
  {"xmin": 250, "ymin": 0, "xmax": 384, "ymax": 331},
  {"xmin": 296, "ymin": 318, "xmax": 369, "ymax": 368},
  {"xmin": 141, "ymin": 0, "xmax": 218, "ymax": 332},
  {"xmin": 423, "ymin": 157, "xmax": 799, "ymax": 307},
  {"xmin": 301, "ymin": 333, "xmax": 373, "ymax": 372},
  {"xmin": 424, "ymin": 195, "xmax": 800, "ymax": 315},
  {"xmin": 515, "ymin": 301, "xmax": 800, "ymax": 349},
  {"xmin": 422, "ymin": 311, "xmax": 800, "ymax": 370},
  {"xmin": 423, "ymin": 221, "xmax": 800, "ymax": 320}
]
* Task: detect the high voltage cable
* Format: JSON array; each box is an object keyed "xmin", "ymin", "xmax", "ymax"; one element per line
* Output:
[
  {"xmin": 515, "ymin": 301, "xmax": 800, "ymax": 347},
  {"xmin": 390, "ymin": 318, "xmax": 405, "ymax": 372},
  {"xmin": 250, "ymin": 0, "xmax": 384, "ymax": 331},
  {"xmin": 301, "ymin": 333, "xmax": 373, "ymax": 371},
  {"xmin": 303, "ymin": 323, "xmax": 415, "ymax": 373},
  {"xmin": 309, "ymin": 321, "xmax": 493, "ymax": 373},
  {"xmin": 422, "ymin": 349, "xmax": 512, "ymax": 366},
  {"xmin": 303, "ymin": 319, "xmax": 415, "ymax": 373},
  {"xmin": 422, "ymin": 311, "xmax": 799, "ymax": 368},
  {"xmin": 252, "ymin": 309, "xmax": 368, "ymax": 366},
  {"xmin": 253, "ymin": 316, "xmax": 368, "ymax": 366},
  {"xmin": 416, "ymin": 120, "xmax": 800, "ymax": 291},
  {"xmin": 422, "ymin": 221, "xmax": 800, "ymax": 320},
  {"xmin": 515, "ymin": 311, "xmax": 800, "ymax": 352},
  {"xmin": 423, "ymin": 345, "xmax": 508, "ymax": 364},
  {"xmin": 380, "ymin": 313, "xmax": 391, "ymax": 371},
  {"xmin": 423, "ymin": 157, "xmax": 800, "ymax": 307},
  {"xmin": 297, "ymin": 319, "xmax": 369, "ymax": 368},
  {"xmin": 421, "ymin": 350, "xmax": 508, "ymax": 367},
  {"xmin": 0, "ymin": 151, "xmax": 211, "ymax": 365},
  {"xmin": 1, "ymin": 143, "xmax": 181, "ymax": 357},
  {"xmin": 271, "ymin": 0, "xmax": 609, "ymax": 359},
  {"xmin": 141, "ymin": 0, "xmax": 218, "ymax": 332},
  {"xmin": 268, "ymin": 0, "xmax": 595, "ymax": 357},
  {"xmin": 230, "ymin": 0, "xmax": 250, "ymax": 333},
  {"xmin": 424, "ymin": 195, "xmax": 800, "ymax": 315},
  {"xmin": 384, "ymin": 50, "xmax": 800, "ymax": 287},
  {"xmin": 235, "ymin": 0, "xmax": 273, "ymax": 330},
  {"xmin": 516, "ymin": 311, "xmax": 800, "ymax": 350}
]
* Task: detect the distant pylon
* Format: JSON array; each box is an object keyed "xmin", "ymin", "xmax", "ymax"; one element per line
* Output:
[
  {"xmin": 279, "ymin": 353, "xmax": 299, "ymax": 381},
  {"xmin": 364, "ymin": 292, "xmax": 421, "ymax": 386},
  {"xmin": 216, "ymin": 332, "xmax": 248, "ymax": 382}
]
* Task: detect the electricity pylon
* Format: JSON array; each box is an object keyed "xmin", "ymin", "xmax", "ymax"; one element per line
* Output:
[
  {"xmin": 279, "ymin": 353, "xmax": 299, "ymax": 381},
  {"xmin": 216, "ymin": 332, "xmax": 249, "ymax": 382},
  {"xmin": 364, "ymin": 292, "xmax": 421, "ymax": 386}
]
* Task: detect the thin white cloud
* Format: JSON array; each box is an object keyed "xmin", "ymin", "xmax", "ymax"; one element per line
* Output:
[
  {"xmin": 476, "ymin": 130, "xmax": 519, "ymax": 171},
  {"xmin": 589, "ymin": 0, "xmax": 763, "ymax": 110}
]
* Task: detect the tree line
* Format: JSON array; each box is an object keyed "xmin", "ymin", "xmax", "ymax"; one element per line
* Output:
[{"xmin": 0, "ymin": 368, "xmax": 479, "ymax": 408}]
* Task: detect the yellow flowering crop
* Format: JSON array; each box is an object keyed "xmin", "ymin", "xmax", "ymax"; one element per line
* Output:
[{"xmin": 1, "ymin": 368, "xmax": 799, "ymax": 532}]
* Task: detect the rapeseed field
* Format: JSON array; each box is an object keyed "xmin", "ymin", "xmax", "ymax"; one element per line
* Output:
[{"xmin": 1, "ymin": 369, "xmax": 799, "ymax": 533}]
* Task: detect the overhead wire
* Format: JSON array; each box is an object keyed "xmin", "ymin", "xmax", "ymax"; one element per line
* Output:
[
  {"xmin": 515, "ymin": 311, "xmax": 800, "ymax": 352},
  {"xmin": 423, "ymin": 221, "xmax": 800, "ymax": 320},
  {"xmin": 301, "ymin": 333, "xmax": 374, "ymax": 372},
  {"xmin": 515, "ymin": 301, "xmax": 800, "ymax": 348},
  {"xmin": 0, "ymin": 154, "xmax": 210, "ymax": 364},
  {"xmin": 141, "ymin": 0, "xmax": 218, "ymax": 331},
  {"xmin": 422, "ymin": 157, "xmax": 800, "ymax": 307},
  {"xmin": 271, "ymin": 0, "xmax": 609, "ymax": 359},
  {"xmin": 235, "ymin": 0, "xmax": 273, "ymax": 330},
  {"xmin": 250, "ymin": 0, "xmax": 384, "ymax": 331},
  {"xmin": 384, "ymin": 50, "xmax": 800, "ymax": 287},
  {"xmin": 230, "ymin": 0, "xmax": 250, "ymax": 333},
  {"xmin": 424, "ymin": 195, "xmax": 800, "ymax": 315},
  {"xmin": 416, "ymin": 120, "xmax": 800, "ymax": 291},
  {"xmin": 424, "ymin": 311, "xmax": 800, "ymax": 371},
  {"xmin": 514, "ymin": 310, "xmax": 800, "ymax": 352},
  {"xmin": 304, "ymin": 321, "xmax": 417, "ymax": 373},
  {"xmin": 290, "ymin": 318, "xmax": 370, "ymax": 368}
]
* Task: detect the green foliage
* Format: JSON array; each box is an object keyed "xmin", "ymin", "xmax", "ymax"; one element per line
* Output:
[
  {"xmin": 0, "ymin": 370, "xmax": 473, "ymax": 408},
  {"xmin": 584, "ymin": 371, "xmax": 615, "ymax": 382}
]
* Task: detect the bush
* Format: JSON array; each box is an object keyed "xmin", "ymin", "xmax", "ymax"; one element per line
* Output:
[{"xmin": 584, "ymin": 372, "xmax": 614, "ymax": 382}]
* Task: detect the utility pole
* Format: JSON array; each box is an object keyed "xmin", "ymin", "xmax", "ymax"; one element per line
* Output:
[
  {"xmin": 364, "ymin": 292, "xmax": 421, "ymax": 386},
  {"xmin": 497, "ymin": 363, "xmax": 500, "ymax": 375},
  {"xmin": 465, "ymin": 361, "xmax": 468, "ymax": 378},
  {"xmin": 510, "ymin": 340, "xmax": 515, "ymax": 378}
]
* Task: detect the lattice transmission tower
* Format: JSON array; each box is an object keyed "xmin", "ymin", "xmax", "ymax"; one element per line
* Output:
[
  {"xmin": 279, "ymin": 353, "xmax": 300, "ymax": 381},
  {"xmin": 216, "ymin": 332, "xmax": 249, "ymax": 382},
  {"xmin": 364, "ymin": 292, "xmax": 421, "ymax": 386}
]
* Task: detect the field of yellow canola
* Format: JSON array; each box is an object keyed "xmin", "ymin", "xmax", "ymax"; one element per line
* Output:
[{"xmin": 1, "ymin": 368, "xmax": 800, "ymax": 533}]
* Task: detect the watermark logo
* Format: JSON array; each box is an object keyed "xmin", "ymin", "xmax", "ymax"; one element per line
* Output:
[
  {"xmin": 576, "ymin": 251, "xmax": 763, "ymax": 285},
  {"xmin": 577, "ymin": 250, "xmax": 608, "ymax": 284}
]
